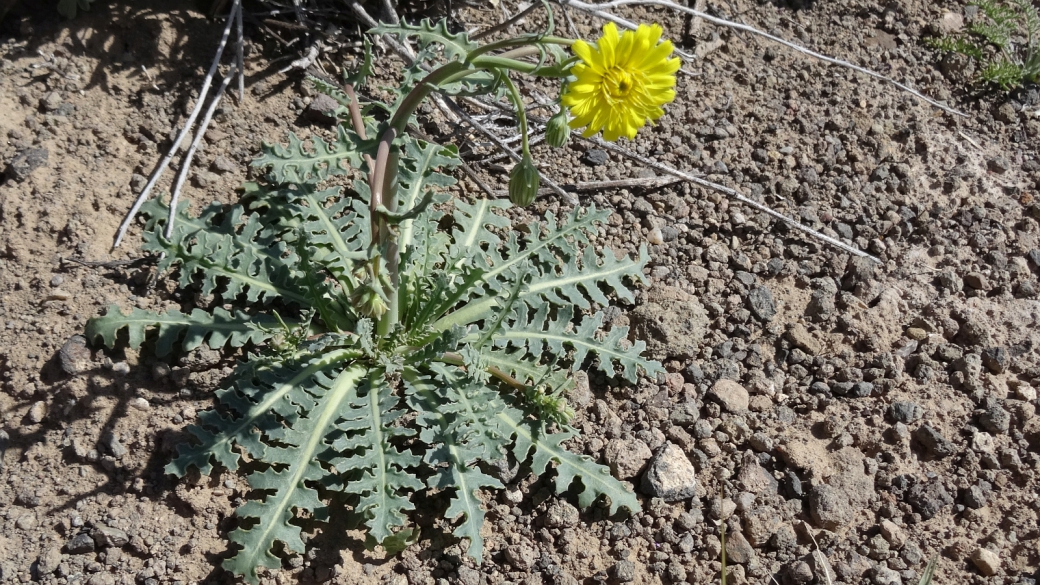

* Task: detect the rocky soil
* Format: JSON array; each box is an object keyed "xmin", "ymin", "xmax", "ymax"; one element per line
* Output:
[{"xmin": 1, "ymin": 0, "xmax": 1040, "ymax": 584}]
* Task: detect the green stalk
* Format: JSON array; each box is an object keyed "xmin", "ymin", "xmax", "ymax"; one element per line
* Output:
[{"xmin": 501, "ymin": 75, "xmax": 531, "ymax": 157}]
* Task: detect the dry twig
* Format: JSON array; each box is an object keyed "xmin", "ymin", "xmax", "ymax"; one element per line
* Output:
[
  {"xmin": 165, "ymin": 67, "xmax": 238, "ymax": 240},
  {"xmin": 112, "ymin": 0, "xmax": 240, "ymax": 249},
  {"xmin": 493, "ymin": 175, "xmax": 681, "ymax": 197}
]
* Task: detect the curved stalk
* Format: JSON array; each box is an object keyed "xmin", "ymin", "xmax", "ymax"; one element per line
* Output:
[{"xmin": 501, "ymin": 75, "xmax": 531, "ymax": 157}]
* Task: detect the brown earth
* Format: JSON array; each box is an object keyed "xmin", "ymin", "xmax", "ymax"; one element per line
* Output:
[{"xmin": 1, "ymin": 0, "xmax": 1040, "ymax": 584}]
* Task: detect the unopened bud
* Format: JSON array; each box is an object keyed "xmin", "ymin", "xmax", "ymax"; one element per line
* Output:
[
  {"xmin": 545, "ymin": 109, "xmax": 571, "ymax": 148},
  {"xmin": 350, "ymin": 283, "xmax": 388, "ymax": 319},
  {"xmin": 508, "ymin": 156, "xmax": 540, "ymax": 207}
]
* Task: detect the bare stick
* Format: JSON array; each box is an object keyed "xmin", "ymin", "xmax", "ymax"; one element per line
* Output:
[
  {"xmin": 473, "ymin": 1, "xmax": 542, "ymax": 40},
  {"xmin": 444, "ymin": 98, "xmax": 579, "ymax": 206},
  {"xmin": 165, "ymin": 67, "xmax": 237, "ymax": 240},
  {"xmin": 559, "ymin": 0, "xmax": 966, "ymax": 117},
  {"xmin": 584, "ymin": 133, "xmax": 881, "ymax": 263},
  {"xmin": 493, "ymin": 175, "xmax": 681, "ymax": 197},
  {"xmin": 479, "ymin": 96, "xmax": 880, "ymax": 262},
  {"xmin": 112, "ymin": 1, "xmax": 238, "ymax": 249},
  {"xmin": 235, "ymin": 0, "xmax": 245, "ymax": 102},
  {"xmin": 278, "ymin": 43, "xmax": 320, "ymax": 74}
]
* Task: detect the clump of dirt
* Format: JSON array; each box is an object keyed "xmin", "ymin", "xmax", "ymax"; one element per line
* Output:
[{"xmin": 1, "ymin": 0, "xmax": 1039, "ymax": 584}]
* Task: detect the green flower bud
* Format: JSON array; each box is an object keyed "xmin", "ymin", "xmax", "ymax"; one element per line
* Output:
[
  {"xmin": 508, "ymin": 156, "xmax": 540, "ymax": 207},
  {"xmin": 350, "ymin": 283, "xmax": 388, "ymax": 319},
  {"xmin": 545, "ymin": 109, "xmax": 571, "ymax": 148}
]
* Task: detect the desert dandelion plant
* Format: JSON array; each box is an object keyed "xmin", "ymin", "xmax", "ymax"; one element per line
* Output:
[
  {"xmin": 562, "ymin": 23, "xmax": 681, "ymax": 141},
  {"xmin": 85, "ymin": 11, "xmax": 673, "ymax": 583}
]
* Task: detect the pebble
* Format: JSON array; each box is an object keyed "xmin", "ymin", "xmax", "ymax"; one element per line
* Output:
[
  {"xmin": 963, "ymin": 272, "xmax": 990, "ymax": 291},
  {"xmin": 629, "ymin": 286, "xmax": 709, "ymax": 359},
  {"xmin": 647, "ymin": 227, "xmax": 664, "ymax": 245},
  {"xmin": 582, "ymin": 149, "xmax": 608, "ymax": 166},
  {"xmin": 27, "ymin": 401, "xmax": 46, "ymax": 423},
  {"xmin": 725, "ymin": 530, "xmax": 755, "ymax": 564},
  {"xmin": 808, "ymin": 484, "xmax": 853, "ymax": 530},
  {"xmin": 747, "ymin": 286, "xmax": 777, "ymax": 321},
  {"xmin": 37, "ymin": 546, "xmax": 62, "ymax": 574},
  {"xmin": 41, "ymin": 91, "xmax": 63, "ymax": 111},
  {"xmin": 103, "ymin": 431, "xmax": 128, "ymax": 459},
  {"xmin": 970, "ymin": 547, "xmax": 1000, "ymax": 576},
  {"xmin": 612, "ymin": 560, "xmax": 636, "ymax": 582},
  {"xmin": 874, "ymin": 566, "xmax": 902, "ymax": 584},
  {"xmin": 981, "ymin": 347, "xmax": 1007, "ymax": 374},
  {"xmin": 129, "ymin": 397, "xmax": 150, "ymax": 410},
  {"xmin": 304, "ymin": 93, "xmax": 339, "ymax": 124},
  {"xmin": 92, "ymin": 525, "xmax": 130, "ymax": 548},
  {"xmin": 786, "ymin": 324, "xmax": 824, "ymax": 355},
  {"xmin": 544, "ymin": 501, "xmax": 579, "ymax": 528},
  {"xmin": 912, "ymin": 424, "xmax": 956, "ymax": 458},
  {"xmin": 888, "ymin": 401, "xmax": 921, "ymax": 424},
  {"xmin": 880, "ymin": 520, "xmax": 906, "ymax": 549},
  {"xmin": 66, "ymin": 533, "xmax": 95, "ymax": 554},
  {"xmin": 111, "ymin": 361, "xmax": 130, "ymax": 375},
  {"xmin": 786, "ymin": 560, "xmax": 814, "ymax": 584},
  {"xmin": 50, "ymin": 275, "xmax": 64, "ymax": 286},
  {"xmin": 211, "ymin": 155, "xmax": 237, "ymax": 173},
  {"xmin": 5, "ymin": 147, "xmax": 49, "ymax": 182},
  {"xmin": 59, "ymin": 335, "xmax": 93, "ymax": 375},
  {"xmin": 604, "ymin": 438, "xmax": 652, "ymax": 480},
  {"xmin": 707, "ymin": 379, "xmax": 750, "ymax": 413},
  {"xmin": 979, "ymin": 405, "xmax": 1010, "ymax": 434},
  {"xmin": 640, "ymin": 443, "xmax": 697, "ymax": 501},
  {"xmin": 15, "ymin": 513, "xmax": 37, "ymax": 530}
]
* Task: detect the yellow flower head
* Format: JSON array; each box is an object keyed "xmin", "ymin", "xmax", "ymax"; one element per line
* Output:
[{"xmin": 561, "ymin": 23, "xmax": 681, "ymax": 142}]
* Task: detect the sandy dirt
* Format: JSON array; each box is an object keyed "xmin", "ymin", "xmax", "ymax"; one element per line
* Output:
[{"xmin": 1, "ymin": 0, "xmax": 1039, "ymax": 584}]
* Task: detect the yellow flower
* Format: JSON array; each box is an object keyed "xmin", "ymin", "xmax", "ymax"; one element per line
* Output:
[{"xmin": 561, "ymin": 23, "xmax": 681, "ymax": 142}]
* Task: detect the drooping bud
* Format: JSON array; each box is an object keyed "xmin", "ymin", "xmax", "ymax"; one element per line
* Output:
[
  {"xmin": 508, "ymin": 156, "xmax": 540, "ymax": 207},
  {"xmin": 545, "ymin": 109, "xmax": 571, "ymax": 148},
  {"xmin": 349, "ymin": 283, "xmax": 389, "ymax": 319}
]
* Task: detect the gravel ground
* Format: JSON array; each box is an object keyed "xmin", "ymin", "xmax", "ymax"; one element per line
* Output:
[{"xmin": 1, "ymin": 0, "xmax": 1039, "ymax": 584}]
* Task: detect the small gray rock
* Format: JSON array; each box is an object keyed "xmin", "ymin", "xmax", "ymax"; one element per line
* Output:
[
  {"xmin": 725, "ymin": 531, "xmax": 755, "ymax": 564},
  {"xmin": 808, "ymin": 484, "xmax": 853, "ymax": 530},
  {"xmin": 544, "ymin": 501, "xmax": 579, "ymax": 528},
  {"xmin": 747, "ymin": 286, "xmax": 777, "ymax": 321},
  {"xmin": 873, "ymin": 566, "xmax": 902, "ymax": 585},
  {"xmin": 211, "ymin": 155, "xmax": 237, "ymax": 173},
  {"xmin": 785, "ymin": 560, "xmax": 814, "ymax": 584},
  {"xmin": 707, "ymin": 380, "xmax": 749, "ymax": 413},
  {"xmin": 913, "ymin": 424, "xmax": 956, "ymax": 458},
  {"xmin": 629, "ymin": 286, "xmax": 709, "ymax": 359},
  {"xmin": 102, "ymin": 431, "xmax": 127, "ymax": 459},
  {"xmin": 27, "ymin": 401, "xmax": 46, "ymax": 424},
  {"xmin": 41, "ymin": 91, "xmax": 63, "ymax": 111},
  {"xmin": 888, "ymin": 401, "xmax": 921, "ymax": 424},
  {"xmin": 641, "ymin": 443, "xmax": 697, "ymax": 501},
  {"xmin": 92, "ymin": 525, "xmax": 129, "ymax": 548},
  {"xmin": 37, "ymin": 546, "xmax": 62, "ymax": 574},
  {"xmin": 582, "ymin": 148, "xmax": 608, "ymax": 166},
  {"xmin": 456, "ymin": 567, "xmax": 480, "ymax": 585},
  {"xmin": 981, "ymin": 347, "xmax": 1007, "ymax": 374},
  {"xmin": 59, "ymin": 335, "xmax": 92, "ymax": 375},
  {"xmin": 964, "ymin": 272, "xmax": 990, "ymax": 291},
  {"xmin": 5, "ymin": 147, "xmax": 49, "ymax": 182},
  {"xmin": 305, "ymin": 93, "xmax": 340, "ymax": 124},
  {"xmin": 979, "ymin": 405, "xmax": 1011, "ymax": 434},
  {"xmin": 970, "ymin": 547, "xmax": 1000, "ymax": 576},
  {"xmin": 66, "ymin": 533, "xmax": 95, "ymax": 554},
  {"xmin": 612, "ymin": 560, "xmax": 636, "ymax": 582},
  {"xmin": 604, "ymin": 438, "xmax": 652, "ymax": 480}
]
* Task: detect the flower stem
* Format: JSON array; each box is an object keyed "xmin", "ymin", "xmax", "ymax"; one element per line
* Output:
[{"xmin": 501, "ymin": 74, "xmax": 530, "ymax": 157}]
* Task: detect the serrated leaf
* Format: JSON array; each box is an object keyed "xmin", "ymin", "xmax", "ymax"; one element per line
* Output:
[
  {"xmin": 253, "ymin": 127, "xmax": 364, "ymax": 184},
  {"xmin": 224, "ymin": 363, "xmax": 369, "ymax": 585},
  {"xmin": 498, "ymin": 409, "xmax": 639, "ymax": 515},
  {"xmin": 166, "ymin": 349, "xmax": 361, "ymax": 476},
  {"xmin": 329, "ymin": 370, "xmax": 423, "ymax": 543},
  {"xmin": 487, "ymin": 304, "xmax": 663, "ymax": 383},
  {"xmin": 85, "ymin": 305, "xmax": 283, "ymax": 357}
]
